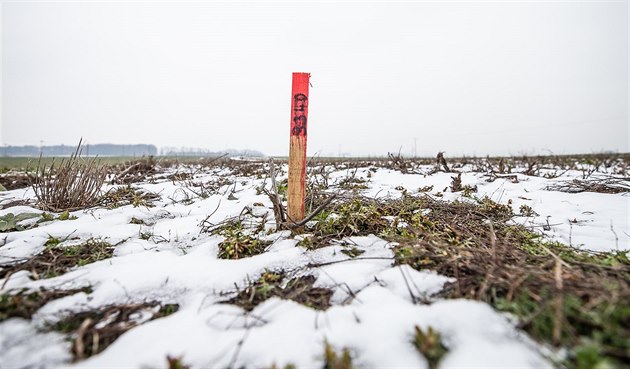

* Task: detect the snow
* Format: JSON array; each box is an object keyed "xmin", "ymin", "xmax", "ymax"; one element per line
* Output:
[{"xmin": 0, "ymin": 161, "xmax": 627, "ymax": 368}]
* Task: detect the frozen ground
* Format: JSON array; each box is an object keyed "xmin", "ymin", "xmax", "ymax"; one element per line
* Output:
[{"xmin": 0, "ymin": 159, "xmax": 627, "ymax": 369}]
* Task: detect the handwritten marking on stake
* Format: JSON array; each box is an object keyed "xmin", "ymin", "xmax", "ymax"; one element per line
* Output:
[
  {"xmin": 288, "ymin": 73, "xmax": 310, "ymax": 223},
  {"xmin": 291, "ymin": 93, "xmax": 308, "ymax": 136}
]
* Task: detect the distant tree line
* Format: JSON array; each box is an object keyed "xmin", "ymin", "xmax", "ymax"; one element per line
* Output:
[
  {"xmin": 0, "ymin": 144, "xmax": 158, "ymax": 157},
  {"xmin": 160, "ymin": 147, "xmax": 265, "ymax": 157}
]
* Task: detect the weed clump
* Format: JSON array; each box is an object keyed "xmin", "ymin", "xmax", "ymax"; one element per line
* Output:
[
  {"xmin": 0, "ymin": 238, "xmax": 114, "ymax": 281},
  {"xmin": 51, "ymin": 302, "xmax": 179, "ymax": 361},
  {"xmin": 216, "ymin": 221, "xmax": 272, "ymax": 259},
  {"xmin": 0, "ymin": 287, "xmax": 91, "ymax": 322},
  {"xmin": 0, "ymin": 211, "xmax": 78, "ymax": 233},
  {"xmin": 99, "ymin": 185, "xmax": 160, "ymax": 208},
  {"xmin": 299, "ymin": 197, "xmax": 401, "ymax": 248},
  {"xmin": 226, "ymin": 271, "xmax": 333, "ymax": 311},
  {"xmin": 0, "ymin": 212, "xmax": 41, "ymax": 232}
]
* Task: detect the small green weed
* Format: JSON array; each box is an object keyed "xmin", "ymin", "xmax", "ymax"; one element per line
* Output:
[
  {"xmin": 0, "ymin": 212, "xmax": 41, "ymax": 232},
  {"xmin": 413, "ymin": 325, "xmax": 448, "ymax": 369},
  {"xmin": 166, "ymin": 356, "xmax": 191, "ymax": 369},
  {"xmin": 129, "ymin": 217, "xmax": 145, "ymax": 225},
  {"xmin": 0, "ymin": 211, "xmax": 78, "ymax": 233},
  {"xmin": 323, "ymin": 342, "xmax": 355, "ymax": 369},
  {"xmin": 518, "ymin": 204, "xmax": 538, "ymax": 217}
]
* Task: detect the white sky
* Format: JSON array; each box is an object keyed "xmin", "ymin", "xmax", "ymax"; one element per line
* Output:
[{"xmin": 1, "ymin": 0, "xmax": 628, "ymax": 157}]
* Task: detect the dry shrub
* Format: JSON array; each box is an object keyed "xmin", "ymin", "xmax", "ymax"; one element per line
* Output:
[{"xmin": 31, "ymin": 141, "xmax": 107, "ymax": 212}]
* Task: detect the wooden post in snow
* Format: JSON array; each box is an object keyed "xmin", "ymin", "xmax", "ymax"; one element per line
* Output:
[{"xmin": 287, "ymin": 72, "xmax": 310, "ymax": 223}]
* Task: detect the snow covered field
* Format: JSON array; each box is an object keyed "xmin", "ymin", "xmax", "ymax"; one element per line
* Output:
[{"xmin": 0, "ymin": 157, "xmax": 628, "ymax": 369}]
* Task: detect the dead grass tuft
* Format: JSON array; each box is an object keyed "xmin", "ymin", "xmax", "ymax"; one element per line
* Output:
[
  {"xmin": 0, "ymin": 287, "xmax": 91, "ymax": 322},
  {"xmin": 110, "ymin": 156, "xmax": 158, "ymax": 184},
  {"xmin": 51, "ymin": 302, "xmax": 179, "ymax": 361},
  {"xmin": 99, "ymin": 185, "xmax": 161, "ymax": 208},
  {"xmin": 0, "ymin": 238, "xmax": 114, "ymax": 281},
  {"xmin": 31, "ymin": 140, "xmax": 108, "ymax": 212},
  {"xmin": 225, "ymin": 271, "xmax": 333, "ymax": 311},
  {"xmin": 547, "ymin": 177, "xmax": 630, "ymax": 194},
  {"xmin": 214, "ymin": 220, "xmax": 272, "ymax": 259}
]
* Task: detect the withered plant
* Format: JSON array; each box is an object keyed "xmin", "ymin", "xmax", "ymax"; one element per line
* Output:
[{"xmin": 31, "ymin": 140, "xmax": 107, "ymax": 212}]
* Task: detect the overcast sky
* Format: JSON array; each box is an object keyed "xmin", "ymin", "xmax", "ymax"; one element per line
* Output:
[{"xmin": 1, "ymin": 0, "xmax": 628, "ymax": 157}]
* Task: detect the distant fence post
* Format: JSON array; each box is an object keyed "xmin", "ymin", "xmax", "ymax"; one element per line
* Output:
[{"xmin": 287, "ymin": 72, "xmax": 310, "ymax": 223}]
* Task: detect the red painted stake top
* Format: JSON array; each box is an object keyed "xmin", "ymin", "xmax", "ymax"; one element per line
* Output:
[{"xmin": 290, "ymin": 73, "xmax": 310, "ymax": 137}]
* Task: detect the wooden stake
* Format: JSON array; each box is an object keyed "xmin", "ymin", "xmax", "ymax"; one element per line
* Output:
[{"xmin": 287, "ymin": 72, "xmax": 310, "ymax": 223}]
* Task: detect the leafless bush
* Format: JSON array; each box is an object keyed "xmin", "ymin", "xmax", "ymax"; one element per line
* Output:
[
  {"xmin": 31, "ymin": 141, "xmax": 107, "ymax": 212},
  {"xmin": 387, "ymin": 151, "xmax": 412, "ymax": 173}
]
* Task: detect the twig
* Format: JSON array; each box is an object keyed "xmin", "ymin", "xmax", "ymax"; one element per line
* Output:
[
  {"xmin": 286, "ymin": 193, "xmax": 337, "ymax": 228},
  {"xmin": 269, "ymin": 159, "xmax": 285, "ymax": 224},
  {"xmin": 74, "ymin": 318, "xmax": 93, "ymax": 360}
]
